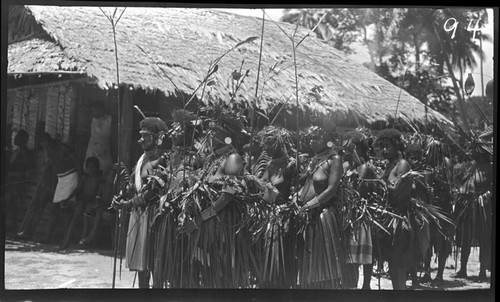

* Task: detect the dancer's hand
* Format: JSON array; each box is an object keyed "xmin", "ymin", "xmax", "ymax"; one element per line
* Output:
[
  {"xmin": 179, "ymin": 216, "xmax": 201, "ymax": 234},
  {"xmin": 112, "ymin": 196, "xmax": 132, "ymax": 210}
]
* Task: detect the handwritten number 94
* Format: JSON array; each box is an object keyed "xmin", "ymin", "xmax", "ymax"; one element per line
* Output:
[{"xmin": 444, "ymin": 18, "xmax": 482, "ymax": 40}]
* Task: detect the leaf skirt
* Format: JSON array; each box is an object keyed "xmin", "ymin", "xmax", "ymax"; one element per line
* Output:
[
  {"xmin": 454, "ymin": 191, "xmax": 492, "ymax": 268},
  {"xmin": 297, "ymin": 206, "xmax": 357, "ymax": 289}
]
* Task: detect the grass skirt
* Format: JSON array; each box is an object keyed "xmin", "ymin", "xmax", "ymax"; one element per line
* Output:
[
  {"xmin": 125, "ymin": 207, "xmax": 151, "ymax": 272},
  {"xmin": 297, "ymin": 206, "xmax": 357, "ymax": 289},
  {"xmin": 188, "ymin": 201, "xmax": 258, "ymax": 288},
  {"xmin": 260, "ymin": 208, "xmax": 298, "ymax": 288},
  {"xmin": 454, "ymin": 191, "xmax": 492, "ymax": 269}
]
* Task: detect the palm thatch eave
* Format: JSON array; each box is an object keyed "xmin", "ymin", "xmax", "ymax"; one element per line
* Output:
[{"xmin": 7, "ymin": 5, "xmax": 453, "ymax": 128}]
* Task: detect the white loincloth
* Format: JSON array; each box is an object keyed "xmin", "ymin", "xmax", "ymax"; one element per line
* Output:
[{"xmin": 53, "ymin": 169, "xmax": 79, "ymax": 203}]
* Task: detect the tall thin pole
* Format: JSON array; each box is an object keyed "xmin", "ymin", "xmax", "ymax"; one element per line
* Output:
[
  {"xmin": 99, "ymin": 7, "xmax": 127, "ymax": 289},
  {"xmin": 480, "ymin": 35, "xmax": 485, "ymax": 99},
  {"xmin": 112, "ymin": 21, "xmax": 122, "ymax": 165},
  {"xmin": 249, "ymin": 11, "xmax": 266, "ymax": 173},
  {"xmin": 111, "ymin": 17, "xmax": 121, "ymax": 290},
  {"xmin": 293, "ymin": 41, "xmax": 299, "ymax": 186}
]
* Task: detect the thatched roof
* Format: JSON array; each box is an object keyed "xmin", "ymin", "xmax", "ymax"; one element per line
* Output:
[
  {"xmin": 8, "ymin": 5, "xmax": 452, "ymax": 128},
  {"xmin": 8, "ymin": 38, "xmax": 84, "ymax": 73}
]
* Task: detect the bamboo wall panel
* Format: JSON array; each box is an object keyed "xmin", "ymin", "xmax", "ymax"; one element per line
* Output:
[{"xmin": 26, "ymin": 89, "xmax": 39, "ymax": 149}]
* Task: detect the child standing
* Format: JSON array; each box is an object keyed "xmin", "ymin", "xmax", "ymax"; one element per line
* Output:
[{"xmin": 81, "ymin": 169, "xmax": 115, "ymax": 247}]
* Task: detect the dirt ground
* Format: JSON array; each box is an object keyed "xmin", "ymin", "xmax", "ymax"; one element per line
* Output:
[{"xmin": 4, "ymin": 237, "xmax": 492, "ymax": 291}]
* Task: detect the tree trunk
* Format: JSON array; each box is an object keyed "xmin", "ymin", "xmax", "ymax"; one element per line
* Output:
[
  {"xmin": 414, "ymin": 34, "xmax": 420, "ymax": 73},
  {"xmin": 363, "ymin": 27, "xmax": 377, "ymax": 72}
]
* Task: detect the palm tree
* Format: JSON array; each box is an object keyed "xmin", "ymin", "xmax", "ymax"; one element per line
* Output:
[
  {"xmin": 281, "ymin": 7, "xmax": 489, "ymax": 132},
  {"xmin": 427, "ymin": 8, "xmax": 488, "ymax": 132}
]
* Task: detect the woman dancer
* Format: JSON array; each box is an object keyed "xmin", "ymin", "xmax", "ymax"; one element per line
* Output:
[
  {"xmin": 179, "ymin": 109, "xmax": 257, "ymax": 288},
  {"xmin": 341, "ymin": 130, "xmax": 379, "ymax": 289},
  {"xmin": 256, "ymin": 125, "xmax": 298, "ymax": 288},
  {"xmin": 294, "ymin": 124, "xmax": 356, "ymax": 289},
  {"xmin": 454, "ymin": 135, "xmax": 493, "ymax": 281}
]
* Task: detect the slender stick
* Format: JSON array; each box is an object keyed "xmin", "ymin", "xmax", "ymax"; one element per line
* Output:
[
  {"xmin": 100, "ymin": 7, "xmax": 126, "ymax": 289},
  {"xmin": 394, "ymin": 58, "xmax": 408, "ymax": 123},
  {"xmin": 249, "ymin": 11, "xmax": 266, "ymax": 173},
  {"xmin": 188, "ymin": 62, "xmax": 213, "ymax": 167},
  {"xmin": 292, "ymin": 13, "xmax": 302, "ymax": 195},
  {"xmin": 480, "ymin": 34, "xmax": 484, "ymax": 99},
  {"xmin": 110, "ymin": 16, "xmax": 121, "ymax": 292},
  {"xmin": 264, "ymin": 9, "xmax": 327, "ymax": 192},
  {"xmin": 136, "ymin": 44, "xmax": 183, "ymax": 98},
  {"xmin": 295, "ymin": 12, "xmax": 327, "ymax": 48}
]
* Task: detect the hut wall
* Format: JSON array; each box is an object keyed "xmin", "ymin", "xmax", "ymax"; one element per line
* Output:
[
  {"xmin": 8, "ymin": 80, "xmax": 189, "ymax": 243},
  {"xmin": 19, "ymin": 150, "xmax": 52, "ymax": 240},
  {"xmin": 6, "ymin": 81, "xmax": 79, "ymax": 238},
  {"xmin": 120, "ymin": 88, "xmax": 134, "ymax": 169},
  {"xmin": 7, "ymin": 82, "xmax": 78, "ymax": 149}
]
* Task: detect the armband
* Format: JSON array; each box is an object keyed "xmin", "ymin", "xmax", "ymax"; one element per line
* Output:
[
  {"xmin": 201, "ymin": 206, "xmax": 217, "ymax": 221},
  {"xmin": 304, "ymin": 196, "xmax": 320, "ymax": 210},
  {"xmin": 215, "ymin": 145, "xmax": 232, "ymax": 156}
]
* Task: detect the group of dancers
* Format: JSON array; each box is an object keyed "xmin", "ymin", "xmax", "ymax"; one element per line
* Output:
[{"xmin": 111, "ymin": 105, "xmax": 493, "ymax": 290}]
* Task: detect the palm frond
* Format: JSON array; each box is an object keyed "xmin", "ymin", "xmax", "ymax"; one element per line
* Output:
[{"xmin": 411, "ymin": 198, "xmax": 456, "ymax": 240}]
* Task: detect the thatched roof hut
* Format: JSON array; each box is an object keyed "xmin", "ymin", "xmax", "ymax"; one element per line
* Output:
[{"xmin": 8, "ymin": 5, "xmax": 451, "ymax": 129}]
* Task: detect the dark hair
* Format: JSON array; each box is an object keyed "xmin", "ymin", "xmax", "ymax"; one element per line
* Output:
[
  {"xmin": 299, "ymin": 125, "xmax": 338, "ymax": 154},
  {"xmin": 140, "ymin": 117, "xmax": 168, "ymax": 134},
  {"xmin": 376, "ymin": 128, "xmax": 404, "ymax": 152},
  {"xmin": 406, "ymin": 143, "xmax": 423, "ymax": 157},
  {"xmin": 85, "ymin": 157, "xmax": 100, "ymax": 169},
  {"xmin": 257, "ymin": 125, "xmax": 295, "ymax": 158},
  {"xmin": 15, "ymin": 129, "xmax": 29, "ymax": 141},
  {"xmin": 39, "ymin": 132, "xmax": 54, "ymax": 144},
  {"xmin": 342, "ymin": 130, "xmax": 369, "ymax": 160}
]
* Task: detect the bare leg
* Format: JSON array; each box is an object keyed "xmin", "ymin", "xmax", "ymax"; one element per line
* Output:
[
  {"xmin": 433, "ymin": 251, "xmax": 447, "ymax": 282},
  {"xmin": 81, "ymin": 204, "xmax": 92, "ymax": 241},
  {"xmin": 21, "ymin": 189, "xmax": 52, "ymax": 238},
  {"xmin": 85, "ymin": 207, "xmax": 103, "ymax": 245},
  {"xmin": 6, "ymin": 190, "xmax": 20, "ymax": 233},
  {"xmin": 389, "ymin": 264, "xmax": 407, "ymax": 290},
  {"xmin": 410, "ymin": 266, "xmax": 419, "ymax": 287},
  {"xmin": 420, "ymin": 248, "xmax": 432, "ymax": 282},
  {"xmin": 455, "ymin": 244, "xmax": 470, "ymax": 278},
  {"xmin": 3, "ymin": 191, "xmax": 16, "ymax": 233},
  {"xmin": 478, "ymin": 242, "xmax": 488, "ymax": 280},
  {"xmin": 41, "ymin": 203, "xmax": 60, "ymax": 243},
  {"xmin": 362, "ymin": 264, "xmax": 373, "ymax": 289},
  {"xmin": 61, "ymin": 202, "xmax": 84, "ymax": 249},
  {"xmin": 138, "ymin": 270, "xmax": 150, "ymax": 288}
]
